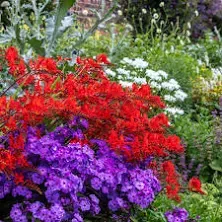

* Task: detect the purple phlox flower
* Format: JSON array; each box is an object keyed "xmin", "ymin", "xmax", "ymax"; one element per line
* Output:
[
  {"xmin": 28, "ymin": 201, "xmax": 43, "ymax": 215},
  {"xmin": 165, "ymin": 207, "xmax": 189, "ymax": 222},
  {"xmin": 71, "ymin": 213, "xmax": 83, "ymax": 222},
  {"xmin": 31, "ymin": 173, "xmax": 44, "ymax": 184},
  {"xmin": 70, "ymin": 116, "xmax": 89, "ymax": 129},
  {"xmin": 72, "ymin": 129, "xmax": 84, "ymax": 140},
  {"xmin": 10, "ymin": 204, "xmax": 23, "ymax": 220},
  {"xmin": 89, "ymin": 194, "xmax": 100, "ymax": 204},
  {"xmin": 134, "ymin": 181, "xmax": 145, "ymax": 190},
  {"xmin": 108, "ymin": 199, "xmax": 119, "ymax": 211},
  {"xmin": 79, "ymin": 197, "xmax": 91, "ymax": 211},
  {"xmin": 82, "ymin": 144, "xmax": 94, "ymax": 159},
  {"xmin": 50, "ymin": 203, "xmax": 65, "ymax": 220},
  {"xmin": 91, "ymin": 177, "xmax": 102, "ymax": 190},
  {"xmin": 12, "ymin": 186, "xmax": 32, "ymax": 199},
  {"xmin": 102, "ymin": 185, "xmax": 109, "ymax": 194},
  {"xmin": 90, "ymin": 138, "xmax": 108, "ymax": 149},
  {"xmin": 91, "ymin": 204, "xmax": 101, "ymax": 214}
]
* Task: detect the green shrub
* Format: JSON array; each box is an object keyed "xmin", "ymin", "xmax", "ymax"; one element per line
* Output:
[{"xmin": 132, "ymin": 183, "xmax": 222, "ymax": 222}]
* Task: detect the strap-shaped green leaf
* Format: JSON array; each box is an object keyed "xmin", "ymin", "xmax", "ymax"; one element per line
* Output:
[
  {"xmin": 48, "ymin": 0, "xmax": 75, "ymax": 55},
  {"xmin": 27, "ymin": 37, "xmax": 45, "ymax": 56},
  {"xmin": 210, "ymin": 160, "xmax": 222, "ymax": 172}
]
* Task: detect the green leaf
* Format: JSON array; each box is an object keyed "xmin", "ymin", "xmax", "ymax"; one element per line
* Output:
[
  {"xmin": 27, "ymin": 37, "xmax": 45, "ymax": 56},
  {"xmin": 14, "ymin": 24, "xmax": 24, "ymax": 54},
  {"xmin": 50, "ymin": 76, "xmax": 61, "ymax": 89},
  {"xmin": 48, "ymin": 0, "xmax": 75, "ymax": 55},
  {"xmin": 130, "ymin": 217, "xmax": 139, "ymax": 222},
  {"xmin": 210, "ymin": 160, "xmax": 222, "ymax": 172},
  {"xmin": 0, "ymin": 27, "xmax": 15, "ymax": 44}
]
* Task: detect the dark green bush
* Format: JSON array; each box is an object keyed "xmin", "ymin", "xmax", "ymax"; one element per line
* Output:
[{"xmin": 0, "ymin": 0, "xmax": 55, "ymax": 28}]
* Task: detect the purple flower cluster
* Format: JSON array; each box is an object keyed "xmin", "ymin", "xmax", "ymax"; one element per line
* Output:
[
  {"xmin": 0, "ymin": 117, "xmax": 161, "ymax": 221},
  {"xmin": 165, "ymin": 207, "xmax": 189, "ymax": 222},
  {"xmin": 192, "ymin": 0, "xmax": 222, "ymax": 38}
]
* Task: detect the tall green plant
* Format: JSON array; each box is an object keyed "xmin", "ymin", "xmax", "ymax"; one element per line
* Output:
[{"xmin": 0, "ymin": 0, "xmax": 118, "ymax": 57}]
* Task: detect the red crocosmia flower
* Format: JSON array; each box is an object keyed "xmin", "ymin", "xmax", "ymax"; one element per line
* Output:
[
  {"xmin": 14, "ymin": 173, "xmax": 24, "ymax": 185},
  {"xmin": 5, "ymin": 117, "xmax": 17, "ymax": 131},
  {"xmin": 188, "ymin": 177, "xmax": 205, "ymax": 194},
  {"xmin": 5, "ymin": 46, "xmax": 26, "ymax": 77},
  {"xmin": 29, "ymin": 57, "xmax": 60, "ymax": 74},
  {"xmin": 96, "ymin": 54, "xmax": 111, "ymax": 65},
  {"xmin": 162, "ymin": 161, "xmax": 181, "ymax": 201},
  {"xmin": 5, "ymin": 46, "xmax": 18, "ymax": 63},
  {"xmin": 9, "ymin": 134, "xmax": 25, "ymax": 151}
]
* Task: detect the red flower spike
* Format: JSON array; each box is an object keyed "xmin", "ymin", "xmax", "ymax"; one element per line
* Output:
[
  {"xmin": 5, "ymin": 47, "xmax": 26, "ymax": 77},
  {"xmin": 162, "ymin": 161, "xmax": 181, "ymax": 201},
  {"xmin": 188, "ymin": 177, "xmax": 205, "ymax": 194},
  {"xmin": 96, "ymin": 54, "xmax": 111, "ymax": 65}
]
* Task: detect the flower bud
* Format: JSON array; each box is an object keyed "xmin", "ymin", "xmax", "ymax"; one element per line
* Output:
[
  {"xmin": 153, "ymin": 13, "xmax": 159, "ymax": 20},
  {"xmin": 82, "ymin": 9, "xmax": 88, "ymax": 16},
  {"xmin": 1, "ymin": 1, "xmax": 10, "ymax": 7},
  {"xmin": 142, "ymin": 8, "xmax": 147, "ymax": 14},
  {"xmin": 117, "ymin": 10, "xmax": 123, "ymax": 16},
  {"xmin": 159, "ymin": 2, "xmax": 164, "ymax": 7}
]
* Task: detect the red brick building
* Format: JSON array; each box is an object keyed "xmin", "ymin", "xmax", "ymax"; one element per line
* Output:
[
  {"xmin": 72, "ymin": 0, "xmax": 113, "ymax": 18},
  {"xmin": 70, "ymin": 0, "xmax": 114, "ymax": 28}
]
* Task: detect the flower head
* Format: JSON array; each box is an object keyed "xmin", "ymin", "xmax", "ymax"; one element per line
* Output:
[{"xmin": 188, "ymin": 177, "xmax": 205, "ymax": 194}]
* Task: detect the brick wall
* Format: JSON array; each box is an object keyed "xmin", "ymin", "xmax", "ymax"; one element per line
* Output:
[{"xmin": 71, "ymin": 0, "xmax": 113, "ymax": 18}]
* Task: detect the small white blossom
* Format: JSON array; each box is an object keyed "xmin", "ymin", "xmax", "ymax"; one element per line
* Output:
[
  {"xmin": 117, "ymin": 75, "xmax": 123, "ymax": 80},
  {"xmin": 197, "ymin": 59, "xmax": 203, "ymax": 66},
  {"xmin": 194, "ymin": 10, "xmax": 199, "ymax": 16},
  {"xmin": 150, "ymin": 81, "xmax": 161, "ymax": 89},
  {"xmin": 157, "ymin": 70, "xmax": 168, "ymax": 79},
  {"xmin": 159, "ymin": 2, "xmax": 165, "ymax": 7},
  {"xmin": 121, "ymin": 57, "xmax": 148, "ymax": 69},
  {"xmin": 156, "ymin": 28, "xmax": 162, "ymax": 34},
  {"xmin": 134, "ymin": 77, "xmax": 147, "ymax": 85},
  {"xmin": 165, "ymin": 107, "xmax": 184, "ymax": 115},
  {"xmin": 164, "ymin": 95, "xmax": 177, "ymax": 102},
  {"xmin": 116, "ymin": 68, "xmax": 130, "ymax": 76},
  {"xmin": 121, "ymin": 57, "xmax": 133, "ymax": 64},
  {"xmin": 117, "ymin": 10, "xmax": 123, "ymax": 16},
  {"xmin": 105, "ymin": 69, "xmax": 116, "ymax": 77},
  {"xmin": 142, "ymin": 8, "xmax": 147, "ymax": 14},
  {"xmin": 146, "ymin": 70, "xmax": 162, "ymax": 81},
  {"xmin": 212, "ymin": 67, "xmax": 222, "ymax": 79},
  {"xmin": 161, "ymin": 80, "xmax": 180, "ymax": 91},
  {"xmin": 119, "ymin": 81, "xmax": 133, "ymax": 88},
  {"xmin": 153, "ymin": 13, "xmax": 159, "ymax": 20},
  {"xmin": 82, "ymin": 9, "xmax": 88, "ymax": 16},
  {"xmin": 151, "ymin": 19, "xmax": 156, "ymax": 24},
  {"xmin": 187, "ymin": 22, "xmax": 191, "ymax": 29},
  {"xmin": 1, "ymin": 1, "xmax": 10, "ymax": 7},
  {"xmin": 168, "ymin": 79, "xmax": 180, "ymax": 89},
  {"xmin": 125, "ymin": 24, "xmax": 134, "ymax": 31},
  {"xmin": 131, "ymin": 58, "xmax": 148, "ymax": 69},
  {"xmin": 174, "ymin": 90, "xmax": 188, "ymax": 101},
  {"xmin": 186, "ymin": 30, "xmax": 191, "ymax": 37}
]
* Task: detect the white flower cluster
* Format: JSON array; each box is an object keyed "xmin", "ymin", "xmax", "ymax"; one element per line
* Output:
[
  {"xmin": 212, "ymin": 67, "xmax": 222, "ymax": 80},
  {"xmin": 121, "ymin": 57, "xmax": 149, "ymax": 69},
  {"xmin": 165, "ymin": 107, "xmax": 184, "ymax": 115},
  {"xmin": 105, "ymin": 69, "xmax": 116, "ymax": 77},
  {"xmin": 199, "ymin": 67, "xmax": 222, "ymax": 91},
  {"xmin": 105, "ymin": 57, "xmax": 188, "ymax": 116}
]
